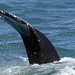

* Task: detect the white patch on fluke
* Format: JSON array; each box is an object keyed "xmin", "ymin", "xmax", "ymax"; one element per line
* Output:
[
  {"xmin": 13, "ymin": 15, "xmax": 17, "ymax": 18},
  {"xmin": 34, "ymin": 52, "xmax": 37, "ymax": 54}
]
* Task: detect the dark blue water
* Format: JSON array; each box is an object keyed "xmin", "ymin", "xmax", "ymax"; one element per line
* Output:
[{"xmin": 0, "ymin": 0, "xmax": 75, "ymax": 75}]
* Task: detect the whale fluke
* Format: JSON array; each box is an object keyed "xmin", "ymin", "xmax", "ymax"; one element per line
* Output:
[{"xmin": 0, "ymin": 10, "xmax": 60, "ymax": 64}]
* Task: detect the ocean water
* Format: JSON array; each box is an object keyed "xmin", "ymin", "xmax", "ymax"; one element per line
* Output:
[{"xmin": 0, "ymin": 0, "xmax": 75, "ymax": 75}]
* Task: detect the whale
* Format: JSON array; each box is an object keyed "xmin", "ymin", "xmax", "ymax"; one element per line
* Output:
[{"xmin": 0, "ymin": 10, "xmax": 60, "ymax": 64}]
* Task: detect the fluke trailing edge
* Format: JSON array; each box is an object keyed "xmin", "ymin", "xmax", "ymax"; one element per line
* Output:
[{"xmin": 0, "ymin": 10, "xmax": 60, "ymax": 64}]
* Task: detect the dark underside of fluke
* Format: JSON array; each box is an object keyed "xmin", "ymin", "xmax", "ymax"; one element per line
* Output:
[{"xmin": 0, "ymin": 10, "xmax": 60, "ymax": 64}]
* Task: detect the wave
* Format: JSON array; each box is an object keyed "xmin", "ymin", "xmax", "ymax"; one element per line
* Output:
[{"xmin": 0, "ymin": 57, "xmax": 75, "ymax": 75}]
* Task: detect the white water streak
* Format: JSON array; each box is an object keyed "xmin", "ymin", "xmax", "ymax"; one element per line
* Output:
[{"xmin": 0, "ymin": 57, "xmax": 75, "ymax": 75}]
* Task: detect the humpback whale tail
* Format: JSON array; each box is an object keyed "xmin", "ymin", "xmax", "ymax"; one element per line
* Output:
[{"xmin": 0, "ymin": 10, "xmax": 60, "ymax": 64}]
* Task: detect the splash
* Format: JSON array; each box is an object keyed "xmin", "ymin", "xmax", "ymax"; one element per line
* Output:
[
  {"xmin": 0, "ymin": 57, "xmax": 75, "ymax": 75},
  {"xmin": 0, "ymin": 16, "xmax": 2, "ymax": 19},
  {"xmin": 57, "ymin": 66, "xmax": 75, "ymax": 75},
  {"xmin": 56, "ymin": 57, "xmax": 75, "ymax": 75}
]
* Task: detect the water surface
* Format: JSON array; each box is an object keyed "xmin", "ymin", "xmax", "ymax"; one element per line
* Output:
[{"xmin": 0, "ymin": 0, "xmax": 75, "ymax": 75}]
